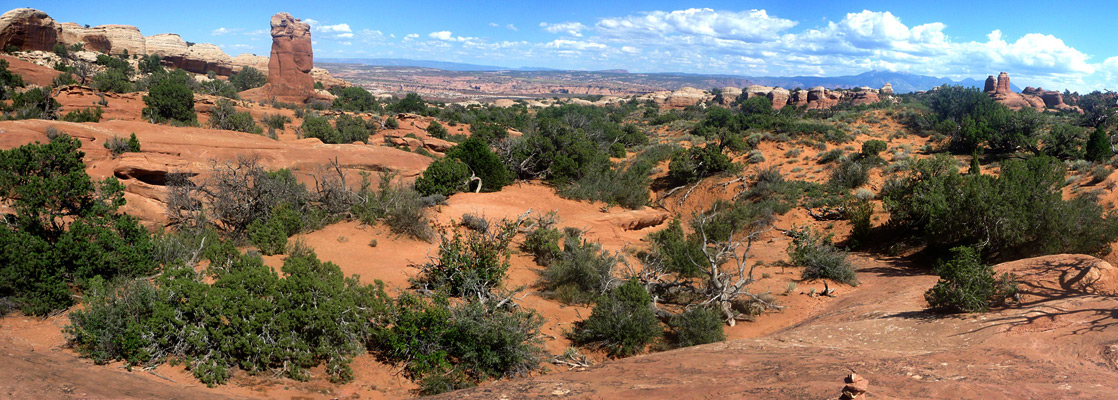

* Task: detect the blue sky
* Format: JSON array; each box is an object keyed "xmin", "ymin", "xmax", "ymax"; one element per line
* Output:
[{"xmin": 27, "ymin": 1, "xmax": 1118, "ymax": 91}]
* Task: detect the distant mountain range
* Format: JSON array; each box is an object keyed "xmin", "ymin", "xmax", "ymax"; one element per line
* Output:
[
  {"xmin": 321, "ymin": 58, "xmax": 1024, "ymax": 94},
  {"xmin": 317, "ymin": 58, "xmax": 559, "ymax": 72}
]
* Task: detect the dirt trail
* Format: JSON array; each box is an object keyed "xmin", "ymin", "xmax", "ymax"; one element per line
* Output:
[{"xmin": 437, "ymin": 254, "xmax": 1118, "ymax": 399}]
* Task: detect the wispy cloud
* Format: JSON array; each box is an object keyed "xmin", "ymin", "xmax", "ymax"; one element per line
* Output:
[{"xmin": 540, "ymin": 21, "xmax": 587, "ymax": 37}]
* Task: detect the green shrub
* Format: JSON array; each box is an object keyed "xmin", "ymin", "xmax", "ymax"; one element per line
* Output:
[
  {"xmin": 11, "ymin": 87, "xmax": 60, "ymax": 119},
  {"xmin": 539, "ymin": 233, "xmax": 619, "ymax": 304},
  {"xmin": 389, "ymin": 93, "xmax": 428, "ymax": 114},
  {"xmin": 883, "ymin": 155, "xmax": 1118, "ymax": 260},
  {"xmin": 787, "ymin": 227, "xmax": 858, "ymax": 285},
  {"xmin": 415, "ymin": 158, "xmax": 470, "ymax": 197},
  {"xmin": 67, "ymin": 248, "xmax": 390, "ymax": 385},
  {"xmin": 924, "ymin": 246, "xmax": 1017, "ymax": 313},
  {"xmin": 385, "ymin": 116, "xmax": 399, "ymax": 129},
  {"xmin": 845, "ymin": 198, "xmax": 874, "ymax": 247},
  {"xmin": 228, "ymin": 66, "xmax": 265, "ymax": 91},
  {"xmin": 52, "ymin": 71, "xmax": 76, "ymax": 87},
  {"xmin": 522, "ymin": 226, "xmax": 563, "ymax": 266},
  {"xmin": 142, "ymin": 70, "xmax": 196, "ymax": 124},
  {"xmin": 301, "ymin": 114, "xmax": 373, "ymax": 144},
  {"xmin": 351, "ymin": 172, "xmax": 434, "ymax": 241},
  {"xmin": 426, "ymin": 121, "xmax": 448, "ymax": 139},
  {"xmin": 570, "ymin": 279, "xmax": 661, "ymax": 357},
  {"xmin": 818, "ymin": 148, "xmax": 843, "ymax": 164},
  {"xmin": 644, "ymin": 218, "xmax": 706, "ymax": 278},
  {"xmin": 331, "ymin": 86, "xmax": 380, "ymax": 112},
  {"xmin": 608, "ymin": 142, "xmax": 626, "ymax": 158},
  {"xmin": 667, "ymin": 144, "xmax": 733, "ymax": 185},
  {"xmin": 62, "ymin": 107, "xmax": 103, "ymax": 122},
  {"xmin": 413, "ymin": 218, "xmax": 518, "ymax": 298},
  {"xmin": 559, "ymin": 159, "xmax": 652, "ymax": 209},
  {"xmin": 1, "ymin": 59, "xmax": 26, "ymax": 99},
  {"xmin": 0, "ymin": 135, "xmax": 154, "ymax": 315},
  {"xmin": 247, "ymin": 218, "xmax": 288, "ymax": 255},
  {"xmin": 208, "ymin": 99, "xmax": 261, "ymax": 134},
  {"xmin": 447, "ymin": 138, "xmax": 510, "ymax": 192},
  {"xmin": 828, "ymin": 158, "xmax": 869, "ymax": 189},
  {"xmin": 373, "ymin": 293, "xmax": 544, "ymax": 395},
  {"xmin": 668, "ymin": 306, "xmax": 725, "ymax": 348},
  {"xmin": 300, "ymin": 114, "xmax": 337, "ymax": 141},
  {"xmin": 261, "ymin": 113, "xmax": 291, "ymax": 130},
  {"xmin": 469, "ymin": 121, "xmax": 509, "ymax": 144},
  {"xmin": 103, "ymin": 133, "xmax": 140, "ymax": 156},
  {"xmin": 861, "ymin": 139, "xmax": 887, "ymax": 159},
  {"xmin": 138, "ymin": 54, "xmax": 163, "ymax": 75},
  {"xmin": 333, "ymin": 113, "xmax": 374, "ymax": 143}
]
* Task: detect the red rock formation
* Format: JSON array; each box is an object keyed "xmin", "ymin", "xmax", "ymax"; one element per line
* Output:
[
  {"xmin": 0, "ymin": 8, "xmax": 59, "ymax": 51},
  {"xmin": 984, "ymin": 75, "xmax": 996, "ymax": 93},
  {"xmin": 987, "ymin": 72, "xmax": 1079, "ymax": 113},
  {"xmin": 768, "ymin": 88, "xmax": 790, "ymax": 110},
  {"xmin": 995, "ymin": 72, "xmax": 1011, "ymax": 95},
  {"xmin": 789, "ymin": 89, "xmax": 809, "ymax": 107},
  {"xmin": 262, "ymin": 12, "xmax": 316, "ymax": 103},
  {"xmin": 850, "ymin": 90, "xmax": 879, "ymax": 106}
]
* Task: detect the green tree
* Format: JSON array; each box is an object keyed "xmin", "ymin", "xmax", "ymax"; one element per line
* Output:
[
  {"xmin": 415, "ymin": 158, "xmax": 470, "ymax": 197},
  {"xmin": 11, "ymin": 88, "xmax": 60, "ymax": 119},
  {"xmin": 331, "ymin": 86, "xmax": 379, "ymax": 112},
  {"xmin": 208, "ymin": 99, "xmax": 261, "ymax": 133},
  {"xmin": 142, "ymin": 70, "xmax": 196, "ymax": 124},
  {"xmin": 391, "ymin": 92, "xmax": 428, "ymax": 114},
  {"xmin": 1086, "ymin": 126, "xmax": 1112, "ymax": 162},
  {"xmin": 426, "ymin": 121, "xmax": 448, "ymax": 139},
  {"xmin": 447, "ymin": 138, "xmax": 510, "ymax": 192},
  {"xmin": 138, "ymin": 54, "xmax": 164, "ymax": 74},
  {"xmin": 0, "ymin": 59, "xmax": 26, "ymax": 99},
  {"xmin": 228, "ymin": 66, "xmax": 266, "ymax": 91},
  {"xmin": 0, "ymin": 135, "xmax": 154, "ymax": 315}
]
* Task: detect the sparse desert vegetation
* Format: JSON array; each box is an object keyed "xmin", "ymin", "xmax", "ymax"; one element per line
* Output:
[{"xmin": 3, "ymin": 4, "xmax": 1118, "ymax": 400}]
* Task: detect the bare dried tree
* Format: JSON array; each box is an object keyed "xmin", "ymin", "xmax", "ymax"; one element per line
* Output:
[{"xmin": 633, "ymin": 201, "xmax": 782, "ymax": 326}]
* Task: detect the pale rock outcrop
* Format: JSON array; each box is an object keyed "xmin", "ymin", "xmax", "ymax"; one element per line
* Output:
[
  {"xmin": 745, "ymin": 85, "xmax": 773, "ymax": 99},
  {"xmin": 231, "ymin": 53, "xmax": 269, "ymax": 72},
  {"xmin": 311, "ymin": 67, "xmax": 349, "ymax": 89},
  {"xmin": 0, "ymin": 8, "xmax": 59, "ymax": 51},
  {"xmin": 59, "ymin": 23, "xmax": 145, "ymax": 55},
  {"xmin": 789, "ymin": 89, "xmax": 810, "ymax": 107},
  {"xmin": 663, "ymin": 87, "xmax": 707, "ymax": 108},
  {"xmin": 768, "ymin": 88, "xmax": 790, "ymax": 110},
  {"xmin": 880, "ymin": 83, "xmax": 894, "ymax": 95},
  {"xmin": 719, "ymin": 86, "xmax": 742, "ymax": 105}
]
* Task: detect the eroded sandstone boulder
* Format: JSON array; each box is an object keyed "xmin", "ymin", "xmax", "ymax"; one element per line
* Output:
[
  {"xmin": 768, "ymin": 88, "xmax": 790, "ymax": 110},
  {"xmin": 0, "ymin": 8, "xmax": 59, "ymax": 51}
]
